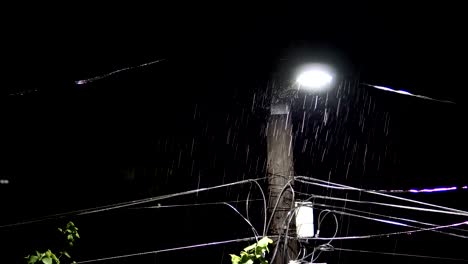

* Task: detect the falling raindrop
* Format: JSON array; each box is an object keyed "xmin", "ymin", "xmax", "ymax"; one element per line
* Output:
[{"xmin": 301, "ymin": 111, "xmax": 306, "ymax": 133}]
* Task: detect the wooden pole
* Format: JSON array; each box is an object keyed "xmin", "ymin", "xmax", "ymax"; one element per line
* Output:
[{"xmin": 267, "ymin": 102, "xmax": 297, "ymax": 263}]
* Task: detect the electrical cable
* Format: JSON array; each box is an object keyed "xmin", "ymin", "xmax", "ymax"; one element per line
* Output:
[
  {"xmin": 131, "ymin": 199, "xmax": 265, "ymax": 241},
  {"xmin": 299, "ymin": 210, "xmax": 339, "ymax": 263},
  {"xmin": 281, "ymin": 182, "xmax": 297, "ymax": 263},
  {"xmin": 266, "ymin": 179, "xmax": 294, "ymax": 233},
  {"xmin": 269, "ymin": 182, "xmax": 307, "ymax": 264},
  {"xmin": 271, "ymin": 192, "xmax": 338, "ymax": 264},
  {"xmin": 315, "ymin": 207, "xmax": 468, "ymax": 239},
  {"xmin": 310, "ymin": 202, "xmax": 468, "ymax": 235},
  {"xmin": 270, "ymin": 206, "xmax": 297, "ymax": 264},
  {"xmin": 295, "ymin": 176, "xmax": 468, "ymax": 215},
  {"xmin": 303, "ymin": 221, "xmax": 468, "ymax": 241},
  {"xmin": 75, "ymin": 59, "xmax": 166, "ymax": 85},
  {"xmin": 0, "ymin": 177, "xmax": 267, "ymax": 229},
  {"xmin": 223, "ymin": 203, "xmax": 260, "ymax": 241},
  {"xmin": 251, "ymin": 179, "xmax": 268, "ymax": 237},
  {"xmin": 246, "ymin": 182, "xmax": 253, "ymax": 232},
  {"xmin": 75, "ymin": 236, "xmax": 260, "ymax": 263},
  {"xmin": 128, "ymin": 199, "xmax": 265, "ymax": 210},
  {"xmin": 282, "ymin": 200, "xmax": 299, "ymax": 262},
  {"xmin": 362, "ymin": 83, "xmax": 456, "ymax": 104},
  {"xmin": 293, "ymin": 176, "xmax": 466, "ymax": 194},
  {"xmin": 333, "ymin": 247, "xmax": 468, "ymax": 262},
  {"xmin": 300, "ymin": 193, "xmax": 468, "ymax": 217},
  {"xmin": 312, "ymin": 244, "xmax": 335, "ymax": 263}
]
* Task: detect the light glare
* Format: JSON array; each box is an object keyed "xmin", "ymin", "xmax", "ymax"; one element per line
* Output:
[{"xmin": 296, "ymin": 69, "xmax": 333, "ymax": 90}]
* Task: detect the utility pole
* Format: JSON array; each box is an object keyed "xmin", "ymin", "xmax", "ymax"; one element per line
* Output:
[
  {"xmin": 266, "ymin": 66, "xmax": 334, "ymax": 263},
  {"xmin": 267, "ymin": 81, "xmax": 298, "ymax": 264}
]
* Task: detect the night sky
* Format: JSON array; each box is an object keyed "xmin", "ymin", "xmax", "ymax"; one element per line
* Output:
[{"xmin": 1, "ymin": 2, "xmax": 467, "ymax": 264}]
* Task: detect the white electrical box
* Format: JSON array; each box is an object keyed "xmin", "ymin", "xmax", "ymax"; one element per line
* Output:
[{"xmin": 295, "ymin": 201, "xmax": 314, "ymax": 238}]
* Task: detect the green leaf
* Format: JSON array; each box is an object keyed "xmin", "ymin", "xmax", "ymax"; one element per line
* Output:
[
  {"xmin": 257, "ymin": 237, "xmax": 273, "ymax": 248},
  {"xmin": 230, "ymin": 237, "xmax": 273, "ymax": 264},
  {"xmin": 51, "ymin": 253, "xmax": 60, "ymax": 264},
  {"xmin": 63, "ymin": 252, "xmax": 71, "ymax": 259},
  {"xmin": 58, "ymin": 228, "xmax": 63, "ymax": 233},
  {"xmin": 67, "ymin": 234, "xmax": 73, "ymax": 241},
  {"xmin": 240, "ymin": 252, "xmax": 253, "ymax": 263},
  {"xmin": 42, "ymin": 257, "xmax": 52, "ymax": 264},
  {"xmin": 255, "ymin": 246, "xmax": 265, "ymax": 258},
  {"xmin": 75, "ymin": 233, "xmax": 80, "ymax": 239},
  {"xmin": 230, "ymin": 254, "xmax": 241, "ymax": 264},
  {"xmin": 243, "ymin": 243, "xmax": 256, "ymax": 252},
  {"xmin": 28, "ymin": 255, "xmax": 39, "ymax": 264}
]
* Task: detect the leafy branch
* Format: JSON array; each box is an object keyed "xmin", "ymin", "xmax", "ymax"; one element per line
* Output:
[
  {"xmin": 58, "ymin": 221, "xmax": 80, "ymax": 248},
  {"xmin": 230, "ymin": 237, "xmax": 273, "ymax": 264},
  {"xmin": 25, "ymin": 221, "xmax": 80, "ymax": 264}
]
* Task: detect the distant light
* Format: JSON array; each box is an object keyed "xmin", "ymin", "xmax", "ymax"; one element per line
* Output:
[
  {"xmin": 295, "ymin": 202, "xmax": 314, "ymax": 238},
  {"xmin": 0, "ymin": 179, "xmax": 9, "ymax": 185},
  {"xmin": 296, "ymin": 67, "xmax": 333, "ymax": 91},
  {"xmin": 409, "ymin": 186, "xmax": 457, "ymax": 193},
  {"xmin": 462, "ymin": 186, "xmax": 467, "ymax": 189}
]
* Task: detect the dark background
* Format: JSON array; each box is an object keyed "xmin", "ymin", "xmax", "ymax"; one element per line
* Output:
[{"xmin": 1, "ymin": 2, "xmax": 467, "ymax": 263}]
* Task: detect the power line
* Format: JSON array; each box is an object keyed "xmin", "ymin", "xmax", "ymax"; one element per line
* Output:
[
  {"xmin": 362, "ymin": 83, "xmax": 456, "ymax": 104},
  {"xmin": 223, "ymin": 202, "xmax": 261, "ymax": 240},
  {"xmin": 380, "ymin": 186, "xmax": 467, "ymax": 194},
  {"xmin": 129, "ymin": 183, "xmax": 268, "ymax": 237},
  {"xmin": 310, "ymin": 202, "xmax": 468, "ymax": 234},
  {"xmin": 130, "ymin": 199, "xmax": 265, "ymax": 240},
  {"xmin": 300, "ymin": 193, "xmax": 468, "ymax": 217},
  {"xmin": 76, "ymin": 236, "xmax": 259, "ymax": 263},
  {"xmin": 266, "ymin": 180, "xmax": 295, "ymax": 232},
  {"xmin": 333, "ymin": 247, "xmax": 468, "ymax": 262},
  {"xmin": 312, "ymin": 207, "xmax": 468, "ymax": 239},
  {"xmin": 75, "ymin": 59, "xmax": 166, "ymax": 85},
  {"xmin": 128, "ymin": 199, "xmax": 264, "ymax": 209},
  {"xmin": 305, "ymin": 221, "xmax": 467, "ymax": 240},
  {"xmin": 295, "ymin": 176, "xmax": 468, "ymax": 216},
  {"xmin": 294, "ymin": 179, "xmax": 467, "ymax": 194},
  {"xmin": 0, "ymin": 178, "xmax": 266, "ymax": 229}
]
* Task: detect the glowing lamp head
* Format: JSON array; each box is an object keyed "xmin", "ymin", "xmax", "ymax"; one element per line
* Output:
[{"xmin": 296, "ymin": 65, "xmax": 333, "ymax": 91}]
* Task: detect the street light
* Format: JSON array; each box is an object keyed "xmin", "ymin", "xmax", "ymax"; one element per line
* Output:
[
  {"xmin": 295, "ymin": 64, "xmax": 334, "ymax": 91},
  {"xmin": 267, "ymin": 63, "xmax": 335, "ymax": 264}
]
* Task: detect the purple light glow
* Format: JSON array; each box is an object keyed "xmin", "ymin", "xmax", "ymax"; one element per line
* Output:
[{"xmin": 409, "ymin": 187, "xmax": 457, "ymax": 193}]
